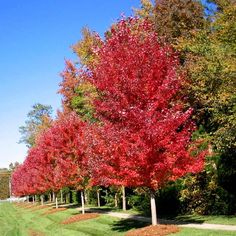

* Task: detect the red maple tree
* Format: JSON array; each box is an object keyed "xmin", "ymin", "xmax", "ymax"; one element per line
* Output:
[{"xmin": 83, "ymin": 18, "xmax": 206, "ymax": 225}]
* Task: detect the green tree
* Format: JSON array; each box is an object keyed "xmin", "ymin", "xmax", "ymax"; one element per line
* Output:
[
  {"xmin": 0, "ymin": 169, "xmax": 10, "ymax": 199},
  {"xmin": 19, "ymin": 103, "xmax": 53, "ymax": 147},
  {"xmin": 59, "ymin": 28, "xmax": 101, "ymax": 121},
  {"xmin": 135, "ymin": 0, "xmax": 205, "ymax": 44}
]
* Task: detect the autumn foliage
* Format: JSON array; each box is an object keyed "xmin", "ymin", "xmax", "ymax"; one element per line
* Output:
[{"xmin": 83, "ymin": 18, "xmax": 205, "ymax": 190}]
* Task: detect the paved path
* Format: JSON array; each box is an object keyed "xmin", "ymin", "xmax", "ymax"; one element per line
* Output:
[{"xmin": 77, "ymin": 207, "xmax": 236, "ymax": 231}]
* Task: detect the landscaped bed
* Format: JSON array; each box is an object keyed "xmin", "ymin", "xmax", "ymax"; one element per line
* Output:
[
  {"xmin": 62, "ymin": 213, "xmax": 99, "ymax": 224},
  {"xmin": 126, "ymin": 225, "xmax": 180, "ymax": 236}
]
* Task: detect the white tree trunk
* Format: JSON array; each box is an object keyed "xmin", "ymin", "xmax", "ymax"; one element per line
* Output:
[
  {"xmin": 32, "ymin": 195, "xmax": 35, "ymax": 204},
  {"xmin": 84, "ymin": 190, "xmax": 88, "ymax": 204},
  {"xmin": 81, "ymin": 190, "xmax": 85, "ymax": 214},
  {"xmin": 150, "ymin": 190, "xmax": 157, "ymax": 226},
  {"xmin": 49, "ymin": 193, "xmax": 52, "ymax": 202},
  {"xmin": 41, "ymin": 195, "xmax": 44, "ymax": 205},
  {"xmin": 114, "ymin": 193, "xmax": 118, "ymax": 208},
  {"xmin": 53, "ymin": 192, "xmax": 55, "ymax": 202},
  {"xmin": 122, "ymin": 186, "xmax": 126, "ymax": 211},
  {"xmin": 97, "ymin": 190, "xmax": 100, "ymax": 207},
  {"xmin": 55, "ymin": 196, "xmax": 58, "ymax": 209},
  {"xmin": 60, "ymin": 190, "xmax": 63, "ymax": 204}
]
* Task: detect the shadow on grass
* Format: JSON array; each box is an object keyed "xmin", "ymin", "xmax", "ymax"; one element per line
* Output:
[
  {"xmin": 111, "ymin": 218, "xmax": 150, "ymax": 232},
  {"xmin": 63, "ymin": 204, "xmax": 79, "ymax": 209},
  {"xmin": 160, "ymin": 215, "xmax": 205, "ymax": 225}
]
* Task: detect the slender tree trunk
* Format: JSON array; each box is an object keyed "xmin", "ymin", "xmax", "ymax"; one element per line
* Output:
[
  {"xmin": 49, "ymin": 192, "xmax": 52, "ymax": 202},
  {"xmin": 84, "ymin": 190, "xmax": 88, "ymax": 205},
  {"xmin": 81, "ymin": 190, "xmax": 85, "ymax": 214},
  {"xmin": 60, "ymin": 190, "xmax": 63, "ymax": 204},
  {"xmin": 150, "ymin": 190, "xmax": 157, "ymax": 226},
  {"xmin": 32, "ymin": 195, "xmax": 35, "ymax": 204},
  {"xmin": 52, "ymin": 192, "xmax": 55, "ymax": 202},
  {"xmin": 97, "ymin": 190, "xmax": 101, "ymax": 207},
  {"xmin": 122, "ymin": 186, "xmax": 126, "ymax": 211},
  {"xmin": 27, "ymin": 196, "xmax": 29, "ymax": 203},
  {"xmin": 41, "ymin": 195, "xmax": 44, "ymax": 205},
  {"xmin": 55, "ymin": 196, "xmax": 58, "ymax": 209},
  {"xmin": 114, "ymin": 193, "xmax": 118, "ymax": 208}
]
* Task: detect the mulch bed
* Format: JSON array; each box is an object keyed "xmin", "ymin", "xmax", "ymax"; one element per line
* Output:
[
  {"xmin": 61, "ymin": 213, "xmax": 99, "ymax": 224},
  {"xmin": 125, "ymin": 225, "xmax": 180, "ymax": 236},
  {"xmin": 41, "ymin": 207, "xmax": 67, "ymax": 215}
]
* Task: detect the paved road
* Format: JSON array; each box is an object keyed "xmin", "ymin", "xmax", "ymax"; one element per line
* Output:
[{"xmin": 77, "ymin": 207, "xmax": 236, "ymax": 231}]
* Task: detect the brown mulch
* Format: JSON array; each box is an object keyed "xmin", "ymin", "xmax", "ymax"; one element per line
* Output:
[
  {"xmin": 28, "ymin": 229, "xmax": 45, "ymax": 236},
  {"xmin": 61, "ymin": 213, "xmax": 99, "ymax": 224},
  {"xmin": 41, "ymin": 207, "xmax": 67, "ymax": 215},
  {"xmin": 125, "ymin": 225, "xmax": 180, "ymax": 236}
]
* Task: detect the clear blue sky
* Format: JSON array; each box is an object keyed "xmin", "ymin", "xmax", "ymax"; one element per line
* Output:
[{"xmin": 0, "ymin": 0, "xmax": 141, "ymax": 168}]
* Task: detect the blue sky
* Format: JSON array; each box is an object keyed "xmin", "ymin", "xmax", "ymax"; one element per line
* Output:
[{"xmin": 0, "ymin": 0, "xmax": 141, "ymax": 168}]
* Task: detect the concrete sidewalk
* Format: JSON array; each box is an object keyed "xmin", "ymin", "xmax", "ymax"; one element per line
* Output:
[{"xmin": 77, "ymin": 207, "xmax": 236, "ymax": 231}]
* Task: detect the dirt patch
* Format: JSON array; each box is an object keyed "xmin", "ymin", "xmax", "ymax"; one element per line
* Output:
[
  {"xmin": 61, "ymin": 213, "xmax": 99, "ymax": 224},
  {"xmin": 28, "ymin": 229, "xmax": 45, "ymax": 236},
  {"xmin": 42, "ymin": 207, "xmax": 67, "ymax": 215},
  {"xmin": 125, "ymin": 225, "xmax": 180, "ymax": 236}
]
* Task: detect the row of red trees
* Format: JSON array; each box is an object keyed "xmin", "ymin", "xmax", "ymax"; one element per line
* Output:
[{"xmin": 11, "ymin": 18, "xmax": 205, "ymax": 225}]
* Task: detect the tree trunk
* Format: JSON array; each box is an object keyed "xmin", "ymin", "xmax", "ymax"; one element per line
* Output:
[
  {"xmin": 53, "ymin": 192, "xmax": 55, "ymax": 202},
  {"xmin": 114, "ymin": 193, "xmax": 118, "ymax": 208},
  {"xmin": 49, "ymin": 192, "xmax": 52, "ymax": 202},
  {"xmin": 150, "ymin": 190, "xmax": 157, "ymax": 226},
  {"xmin": 81, "ymin": 190, "xmax": 85, "ymax": 214},
  {"xmin": 60, "ymin": 189, "xmax": 63, "ymax": 204},
  {"xmin": 41, "ymin": 195, "xmax": 44, "ymax": 206},
  {"xmin": 122, "ymin": 186, "xmax": 126, "ymax": 211},
  {"xmin": 97, "ymin": 190, "xmax": 101, "ymax": 207},
  {"xmin": 84, "ymin": 190, "xmax": 88, "ymax": 205},
  {"xmin": 55, "ymin": 196, "xmax": 58, "ymax": 209},
  {"xmin": 32, "ymin": 195, "xmax": 35, "ymax": 204}
]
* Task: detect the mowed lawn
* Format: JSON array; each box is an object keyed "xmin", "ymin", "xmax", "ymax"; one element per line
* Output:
[{"xmin": 0, "ymin": 202, "xmax": 236, "ymax": 236}]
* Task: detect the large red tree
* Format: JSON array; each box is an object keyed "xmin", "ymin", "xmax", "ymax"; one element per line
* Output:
[{"xmin": 83, "ymin": 18, "xmax": 206, "ymax": 225}]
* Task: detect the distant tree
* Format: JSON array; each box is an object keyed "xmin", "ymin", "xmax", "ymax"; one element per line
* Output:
[
  {"xmin": 9, "ymin": 162, "xmax": 20, "ymax": 172},
  {"xmin": 19, "ymin": 103, "xmax": 53, "ymax": 147},
  {"xmin": 59, "ymin": 61, "xmax": 98, "ymax": 121},
  {"xmin": 0, "ymin": 170, "xmax": 10, "ymax": 199}
]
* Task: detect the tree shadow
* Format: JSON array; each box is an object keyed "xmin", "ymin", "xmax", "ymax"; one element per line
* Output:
[
  {"xmin": 63, "ymin": 204, "xmax": 79, "ymax": 209},
  {"xmin": 160, "ymin": 215, "xmax": 205, "ymax": 225},
  {"xmin": 111, "ymin": 218, "xmax": 150, "ymax": 232}
]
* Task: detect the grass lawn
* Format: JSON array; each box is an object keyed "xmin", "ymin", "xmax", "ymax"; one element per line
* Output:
[
  {"xmin": 171, "ymin": 228, "xmax": 236, "ymax": 236},
  {"xmin": 0, "ymin": 202, "xmax": 148, "ymax": 236},
  {"xmin": 168, "ymin": 214, "xmax": 236, "ymax": 225},
  {"xmin": 0, "ymin": 202, "xmax": 236, "ymax": 236}
]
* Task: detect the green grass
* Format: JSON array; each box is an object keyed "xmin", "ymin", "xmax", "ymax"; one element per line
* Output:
[
  {"xmin": 0, "ymin": 202, "xmax": 148, "ymax": 236},
  {"xmin": 1, "ymin": 203, "xmax": 236, "ymax": 236},
  {"xmin": 171, "ymin": 228, "xmax": 236, "ymax": 236},
  {"xmin": 168, "ymin": 214, "xmax": 236, "ymax": 225}
]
